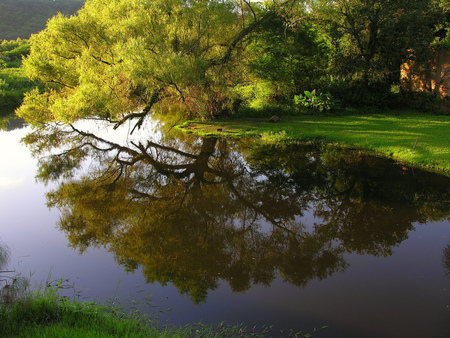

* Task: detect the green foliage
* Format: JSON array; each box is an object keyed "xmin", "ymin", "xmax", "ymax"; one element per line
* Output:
[
  {"xmin": 0, "ymin": 39, "xmax": 30, "ymax": 70},
  {"xmin": 309, "ymin": 0, "xmax": 437, "ymax": 87},
  {"xmin": 247, "ymin": 14, "xmax": 330, "ymax": 97},
  {"xmin": 294, "ymin": 89, "xmax": 340, "ymax": 113},
  {"xmin": 325, "ymin": 78, "xmax": 398, "ymax": 109},
  {"xmin": 0, "ymin": 278, "xmax": 155, "ymax": 337},
  {"xmin": 0, "ymin": 39, "xmax": 41, "ymax": 116},
  {"xmin": 431, "ymin": 0, "xmax": 450, "ymax": 47},
  {"xmin": 0, "ymin": 270, "xmax": 276, "ymax": 337},
  {"xmin": 397, "ymin": 91, "xmax": 450, "ymax": 115},
  {"xmin": 0, "ymin": 40, "xmax": 30, "ymax": 64},
  {"xmin": 17, "ymin": 0, "xmax": 271, "ymax": 124},
  {"xmin": 10, "ymin": 0, "xmax": 449, "ymax": 124},
  {"xmin": 0, "ymin": 64, "xmax": 43, "ymax": 116},
  {"xmin": 234, "ymin": 81, "xmax": 276, "ymax": 111}
]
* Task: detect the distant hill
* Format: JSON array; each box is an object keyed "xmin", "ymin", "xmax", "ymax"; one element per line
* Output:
[{"xmin": 0, "ymin": 0, "xmax": 85, "ymax": 40}]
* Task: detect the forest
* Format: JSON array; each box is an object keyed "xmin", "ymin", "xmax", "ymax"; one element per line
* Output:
[{"xmin": 0, "ymin": 0, "xmax": 84, "ymax": 40}]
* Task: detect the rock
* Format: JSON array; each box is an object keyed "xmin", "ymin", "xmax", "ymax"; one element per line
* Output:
[{"xmin": 269, "ymin": 115, "xmax": 282, "ymax": 123}]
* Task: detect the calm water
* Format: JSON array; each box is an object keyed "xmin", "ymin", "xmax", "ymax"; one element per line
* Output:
[{"xmin": 1, "ymin": 119, "xmax": 449, "ymax": 337}]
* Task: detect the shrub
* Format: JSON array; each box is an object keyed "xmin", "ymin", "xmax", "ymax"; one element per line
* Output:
[{"xmin": 294, "ymin": 89, "xmax": 340, "ymax": 113}]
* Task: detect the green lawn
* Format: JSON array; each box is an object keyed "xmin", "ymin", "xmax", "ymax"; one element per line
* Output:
[{"xmin": 177, "ymin": 112, "xmax": 450, "ymax": 175}]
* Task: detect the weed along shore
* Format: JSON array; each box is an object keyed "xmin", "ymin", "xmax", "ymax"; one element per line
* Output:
[
  {"xmin": 0, "ymin": 282, "xmax": 272, "ymax": 337},
  {"xmin": 177, "ymin": 112, "xmax": 450, "ymax": 176},
  {"xmin": 0, "ymin": 239, "xmax": 276, "ymax": 337}
]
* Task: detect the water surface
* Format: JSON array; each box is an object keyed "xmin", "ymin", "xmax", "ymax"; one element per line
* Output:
[{"xmin": 1, "ymin": 120, "xmax": 449, "ymax": 337}]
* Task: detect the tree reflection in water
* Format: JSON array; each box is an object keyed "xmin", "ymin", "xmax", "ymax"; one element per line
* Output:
[
  {"xmin": 444, "ymin": 243, "xmax": 450, "ymax": 278},
  {"xmin": 23, "ymin": 123, "xmax": 450, "ymax": 304}
]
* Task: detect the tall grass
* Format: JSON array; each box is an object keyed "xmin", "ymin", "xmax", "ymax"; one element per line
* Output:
[
  {"xmin": 0, "ymin": 275, "xmax": 280, "ymax": 337},
  {"xmin": 0, "ymin": 281, "xmax": 158, "ymax": 337}
]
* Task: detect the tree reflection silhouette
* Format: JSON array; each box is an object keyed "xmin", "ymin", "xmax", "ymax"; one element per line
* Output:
[
  {"xmin": 443, "ymin": 243, "xmax": 450, "ymax": 278},
  {"xmin": 23, "ymin": 124, "xmax": 450, "ymax": 304}
]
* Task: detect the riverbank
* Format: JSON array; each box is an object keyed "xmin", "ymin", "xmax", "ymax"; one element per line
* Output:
[
  {"xmin": 177, "ymin": 111, "xmax": 450, "ymax": 176},
  {"xmin": 0, "ymin": 285, "xmax": 269, "ymax": 337}
]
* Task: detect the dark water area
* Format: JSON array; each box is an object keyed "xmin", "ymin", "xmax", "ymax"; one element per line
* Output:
[{"xmin": 1, "ymin": 120, "xmax": 449, "ymax": 337}]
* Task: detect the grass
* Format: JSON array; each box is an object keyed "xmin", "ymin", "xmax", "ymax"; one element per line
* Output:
[
  {"xmin": 0, "ymin": 277, "xmax": 287, "ymax": 338},
  {"xmin": 177, "ymin": 111, "xmax": 450, "ymax": 175}
]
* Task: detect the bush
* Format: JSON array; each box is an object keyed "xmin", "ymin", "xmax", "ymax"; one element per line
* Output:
[
  {"xmin": 322, "ymin": 78, "xmax": 398, "ymax": 109},
  {"xmin": 397, "ymin": 91, "xmax": 450, "ymax": 115},
  {"xmin": 294, "ymin": 89, "xmax": 340, "ymax": 113}
]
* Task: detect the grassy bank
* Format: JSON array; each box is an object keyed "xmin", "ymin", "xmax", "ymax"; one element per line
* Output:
[
  {"xmin": 0, "ymin": 282, "xmax": 275, "ymax": 338},
  {"xmin": 177, "ymin": 111, "xmax": 450, "ymax": 175}
]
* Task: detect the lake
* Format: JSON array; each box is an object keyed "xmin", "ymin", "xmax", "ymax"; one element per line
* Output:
[{"xmin": 1, "ymin": 118, "xmax": 449, "ymax": 337}]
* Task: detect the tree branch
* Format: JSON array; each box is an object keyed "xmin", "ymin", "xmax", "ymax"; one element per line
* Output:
[
  {"xmin": 113, "ymin": 88, "xmax": 163, "ymax": 132},
  {"xmin": 209, "ymin": 11, "xmax": 275, "ymax": 67}
]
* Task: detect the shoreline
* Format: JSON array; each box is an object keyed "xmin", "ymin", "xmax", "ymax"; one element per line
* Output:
[{"xmin": 176, "ymin": 111, "xmax": 450, "ymax": 176}]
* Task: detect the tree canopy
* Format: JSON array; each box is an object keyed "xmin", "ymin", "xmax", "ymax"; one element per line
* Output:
[
  {"xmin": 18, "ymin": 0, "xmax": 274, "ymax": 126},
  {"xmin": 310, "ymin": 0, "xmax": 436, "ymax": 84},
  {"xmin": 16, "ymin": 0, "xmax": 449, "ymax": 126}
]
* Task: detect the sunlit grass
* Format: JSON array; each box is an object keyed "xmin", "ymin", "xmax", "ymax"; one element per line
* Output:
[{"xmin": 177, "ymin": 112, "xmax": 450, "ymax": 175}]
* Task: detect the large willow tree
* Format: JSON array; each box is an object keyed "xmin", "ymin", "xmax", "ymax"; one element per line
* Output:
[{"xmin": 17, "ymin": 0, "xmax": 277, "ymax": 128}]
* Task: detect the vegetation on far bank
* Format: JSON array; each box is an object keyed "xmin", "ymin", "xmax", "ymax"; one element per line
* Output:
[
  {"xmin": 0, "ymin": 39, "xmax": 43, "ymax": 116},
  {"xmin": 177, "ymin": 111, "xmax": 450, "ymax": 176}
]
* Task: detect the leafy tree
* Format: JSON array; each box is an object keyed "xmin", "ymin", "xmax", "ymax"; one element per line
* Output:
[
  {"xmin": 17, "ymin": 0, "xmax": 277, "ymax": 126},
  {"xmin": 309, "ymin": 0, "xmax": 436, "ymax": 88},
  {"xmin": 432, "ymin": 0, "xmax": 450, "ymax": 47},
  {"xmin": 247, "ymin": 13, "xmax": 330, "ymax": 98},
  {"xmin": 15, "ymin": 0, "xmax": 447, "ymax": 119}
]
